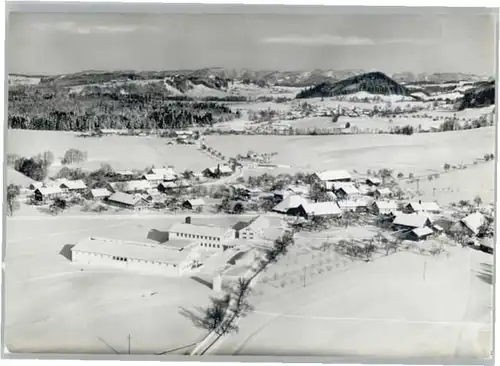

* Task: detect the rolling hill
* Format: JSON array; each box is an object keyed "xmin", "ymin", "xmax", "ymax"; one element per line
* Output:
[{"xmin": 295, "ymin": 71, "xmax": 412, "ymax": 99}]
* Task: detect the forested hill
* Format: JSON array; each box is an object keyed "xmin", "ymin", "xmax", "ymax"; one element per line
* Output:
[
  {"xmin": 296, "ymin": 72, "xmax": 412, "ymax": 99},
  {"xmin": 457, "ymin": 81, "xmax": 495, "ymax": 110},
  {"xmin": 8, "ymin": 85, "xmax": 238, "ymax": 132}
]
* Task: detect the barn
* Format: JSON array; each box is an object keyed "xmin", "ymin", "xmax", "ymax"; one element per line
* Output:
[
  {"xmin": 392, "ymin": 214, "xmax": 432, "ymax": 231},
  {"xmin": 373, "ymin": 187, "xmax": 393, "ymax": 200},
  {"xmin": 106, "ymin": 192, "xmax": 149, "ymax": 210},
  {"xmin": 34, "ymin": 186, "xmax": 64, "ymax": 203},
  {"xmin": 404, "ymin": 201, "xmax": 442, "ymax": 215},
  {"xmin": 407, "ymin": 227, "xmax": 435, "ymax": 241},
  {"xmin": 312, "ymin": 170, "xmax": 352, "ymax": 183},
  {"xmin": 182, "ymin": 198, "xmax": 206, "ymax": 210},
  {"xmin": 298, "ymin": 201, "xmax": 342, "ymax": 219},
  {"xmin": 89, "ymin": 188, "xmax": 112, "ymax": 200},
  {"xmin": 272, "ymin": 195, "xmax": 309, "ymax": 215},
  {"xmin": 141, "ymin": 174, "xmax": 164, "ymax": 186},
  {"xmin": 372, "ymin": 200, "xmax": 399, "ymax": 215},
  {"xmin": 59, "ymin": 179, "xmax": 87, "ymax": 194},
  {"xmin": 70, "ymin": 237, "xmax": 197, "ymax": 276}
]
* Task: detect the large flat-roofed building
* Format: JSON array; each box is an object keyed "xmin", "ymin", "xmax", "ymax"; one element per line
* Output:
[{"xmin": 71, "ymin": 237, "xmax": 198, "ymax": 276}]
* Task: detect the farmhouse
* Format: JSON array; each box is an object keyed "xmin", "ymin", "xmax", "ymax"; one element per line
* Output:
[
  {"xmin": 59, "ymin": 179, "xmax": 87, "ymax": 193},
  {"xmin": 334, "ymin": 183, "xmax": 360, "ymax": 200},
  {"xmin": 34, "ymin": 186, "xmax": 64, "ymax": 202},
  {"xmin": 404, "ymin": 201, "xmax": 442, "ymax": 214},
  {"xmin": 167, "ymin": 221, "xmax": 236, "ymax": 250},
  {"xmin": 182, "ymin": 198, "xmax": 206, "ymax": 210},
  {"xmin": 106, "ymin": 192, "xmax": 149, "ymax": 210},
  {"xmin": 371, "ymin": 201, "xmax": 399, "ymax": 215},
  {"xmin": 233, "ymin": 215, "xmax": 270, "ymax": 240},
  {"xmin": 272, "ymin": 195, "xmax": 309, "ymax": 215},
  {"xmin": 70, "ymin": 237, "xmax": 196, "ymax": 276},
  {"xmin": 392, "ymin": 214, "xmax": 432, "ymax": 231},
  {"xmin": 313, "ymin": 169, "xmax": 352, "ymax": 184},
  {"xmin": 373, "ymin": 187, "xmax": 393, "ymax": 200},
  {"xmin": 109, "ymin": 180, "xmax": 150, "ymax": 194},
  {"xmin": 299, "ymin": 201, "xmax": 342, "ymax": 219},
  {"xmin": 337, "ymin": 199, "xmax": 370, "ymax": 213},
  {"xmin": 407, "ymin": 227, "xmax": 435, "ymax": 241},
  {"xmin": 365, "ymin": 177, "xmax": 382, "ymax": 187},
  {"xmin": 141, "ymin": 174, "xmax": 164, "ymax": 186},
  {"xmin": 157, "ymin": 181, "xmax": 178, "ymax": 193},
  {"xmin": 459, "ymin": 212, "xmax": 487, "ymax": 237},
  {"xmin": 89, "ymin": 188, "xmax": 112, "ymax": 200},
  {"xmin": 149, "ymin": 167, "xmax": 178, "ymax": 181}
]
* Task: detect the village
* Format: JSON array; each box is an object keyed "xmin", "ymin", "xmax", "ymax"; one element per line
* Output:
[{"xmin": 10, "ymin": 154, "xmax": 495, "ymax": 284}]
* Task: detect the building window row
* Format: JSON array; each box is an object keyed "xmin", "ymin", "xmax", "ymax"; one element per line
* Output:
[
  {"xmin": 176, "ymin": 232, "xmax": 219, "ymax": 241},
  {"xmin": 200, "ymin": 243, "xmax": 221, "ymax": 249},
  {"xmin": 113, "ymin": 256, "xmax": 128, "ymax": 262}
]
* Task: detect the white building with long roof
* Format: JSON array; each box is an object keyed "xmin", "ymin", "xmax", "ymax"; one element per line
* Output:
[{"xmin": 71, "ymin": 237, "xmax": 198, "ymax": 276}]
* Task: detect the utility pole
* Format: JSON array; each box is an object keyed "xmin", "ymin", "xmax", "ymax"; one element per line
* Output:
[
  {"xmin": 128, "ymin": 334, "xmax": 131, "ymax": 355},
  {"xmin": 303, "ymin": 267, "xmax": 307, "ymax": 287}
]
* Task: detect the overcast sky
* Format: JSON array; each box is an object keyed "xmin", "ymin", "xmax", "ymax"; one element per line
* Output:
[{"xmin": 7, "ymin": 8, "xmax": 497, "ymax": 76}]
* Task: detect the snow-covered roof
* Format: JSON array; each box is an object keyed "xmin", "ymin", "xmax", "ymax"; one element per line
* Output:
[
  {"xmin": 315, "ymin": 169, "xmax": 351, "ymax": 182},
  {"xmin": 393, "ymin": 214, "xmax": 431, "ymax": 228},
  {"xmin": 158, "ymin": 181, "xmax": 177, "ymax": 189},
  {"xmin": 169, "ymin": 222, "xmax": 233, "ymax": 238},
  {"xmin": 91, "ymin": 188, "xmax": 112, "ymax": 198},
  {"xmin": 150, "ymin": 168, "xmax": 178, "ymax": 180},
  {"xmin": 335, "ymin": 183, "xmax": 359, "ymax": 195},
  {"xmin": 110, "ymin": 180, "xmax": 150, "ymax": 192},
  {"xmin": 183, "ymin": 198, "xmax": 205, "ymax": 206},
  {"xmin": 376, "ymin": 187, "xmax": 392, "ymax": 196},
  {"xmin": 301, "ymin": 201, "xmax": 342, "ymax": 216},
  {"xmin": 408, "ymin": 201, "xmax": 441, "ymax": 212},
  {"xmin": 36, "ymin": 186, "xmax": 63, "ymax": 195},
  {"xmin": 337, "ymin": 199, "xmax": 369, "ymax": 209},
  {"xmin": 107, "ymin": 192, "xmax": 146, "ymax": 206},
  {"xmin": 411, "ymin": 227, "xmax": 434, "ymax": 238},
  {"xmin": 374, "ymin": 200, "xmax": 399, "ymax": 210},
  {"xmin": 60, "ymin": 179, "xmax": 87, "ymax": 190},
  {"xmin": 142, "ymin": 174, "xmax": 164, "ymax": 181},
  {"xmin": 72, "ymin": 237, "xmax": 193, "ymax": 264},
  {"xmin": 366, "ymin": 177, "xmax": 382, "ymax": 185},
  {"xmin": 272, "ymin": 195, "xmax": 309, "ymax": 213},
  {"xmin": 461, "ymin": 212, "xmax": 487, "ymax": 236}
]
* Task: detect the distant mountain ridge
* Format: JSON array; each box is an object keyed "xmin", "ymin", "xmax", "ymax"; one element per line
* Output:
[
  {"xmin": 296, "ymin": 71, "xmax": 412, "ymax": 99},
  {"xmin": 9, "ymin": 68, "xmax": 491, "ymax": 89}
]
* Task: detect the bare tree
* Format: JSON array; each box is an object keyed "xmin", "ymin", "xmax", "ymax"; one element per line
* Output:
[{"xmin": 6, "ymin": 184, "xmax": 21, "ymax": 216}]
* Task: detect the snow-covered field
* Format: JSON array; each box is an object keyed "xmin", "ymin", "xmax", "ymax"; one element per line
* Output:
[
  {"xmin": 399, "ymin": 162, "xmax": 495, "ymax": 206},
  {"xmin": 206, "ymin": 127, "xmax": 495, "ymax": 177},
  {"xmin": 212, "ymin": 246, "xmax": 493, "ymax": 358},
  {"xmin": 3, "ymin": 215, "xmax": 248, "ymax": 354},
  {"xmin": 7, "ymin": 130, "xmax": 217, "ymax": 174}
]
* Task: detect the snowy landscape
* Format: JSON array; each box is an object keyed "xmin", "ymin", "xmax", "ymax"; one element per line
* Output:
[{"xmin": 3, "ymin": 7, "xmax": 496, "ymax": 361}]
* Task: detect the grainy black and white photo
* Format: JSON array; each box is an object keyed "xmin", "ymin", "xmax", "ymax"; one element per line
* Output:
[{"xmin": 3, "ymin": 4, "xmax": 497, "ymax": 360}]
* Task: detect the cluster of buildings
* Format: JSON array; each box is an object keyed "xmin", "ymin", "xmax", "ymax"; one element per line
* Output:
[
  {"xmin": 26, "ymin": 164, "xmax": 237, "ymax": 211},
  {"xmin": 71, "ymin": 214, "xmax": 284, "ymax": 276}
]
